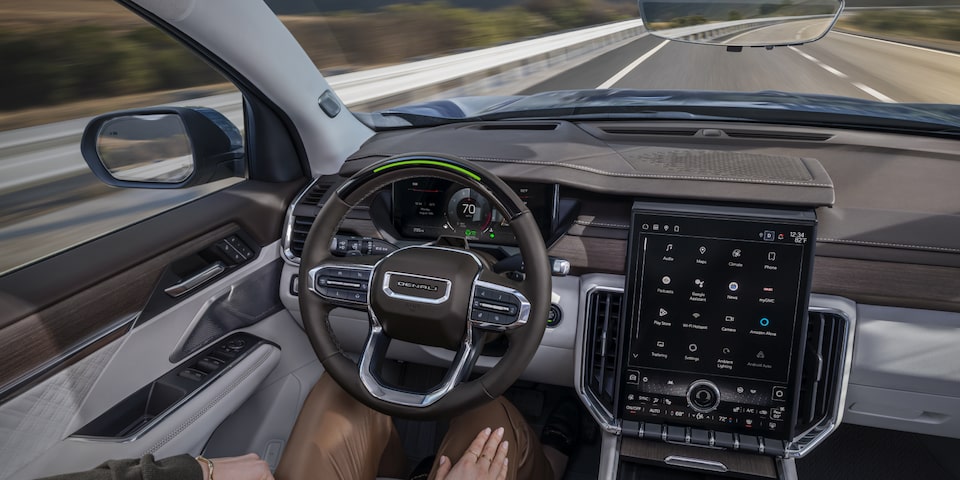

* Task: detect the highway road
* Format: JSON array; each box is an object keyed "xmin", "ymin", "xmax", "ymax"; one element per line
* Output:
[
  {"xmin": 3, "ymin": 29, "xmax": 960, "ymax": 273},
  {"xmin": 719, "ymin": 18, "xmax": 835, "ymax": 45},
  {"xmin": 523, "ymin": 30, "xmax": 960, "ymax": 104}
]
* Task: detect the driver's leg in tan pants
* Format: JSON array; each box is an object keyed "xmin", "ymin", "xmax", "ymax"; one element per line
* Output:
[{"xmin": 275, "ymin": 374, "xmax": 554, "ymax": 480}]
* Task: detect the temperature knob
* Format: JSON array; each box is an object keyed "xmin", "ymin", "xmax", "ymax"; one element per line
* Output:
[{"xmin": 686, "ymin": 379, "xmax": 721, "ymax": 413}]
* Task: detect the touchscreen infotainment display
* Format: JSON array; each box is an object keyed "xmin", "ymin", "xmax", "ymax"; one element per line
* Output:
[{"xmin": 618, "ymin": 203, "xmax": 816, "ymax": 440}]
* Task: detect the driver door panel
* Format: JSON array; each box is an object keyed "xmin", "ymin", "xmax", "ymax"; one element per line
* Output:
[{"xmin": 0, "ymin": 181, "xmax": 319, "ymax": 479}]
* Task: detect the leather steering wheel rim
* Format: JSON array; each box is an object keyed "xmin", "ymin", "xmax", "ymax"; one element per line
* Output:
[{"xmin": 298, "ymin": 153, "xmax": 551, "ymax": 419}]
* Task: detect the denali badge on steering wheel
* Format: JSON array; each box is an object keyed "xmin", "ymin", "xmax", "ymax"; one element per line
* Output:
[
  {"xmin": 397, "ymin": 280, "xmax": 438, "ymax": 292},
  {"xmin": 383, "ymin": 272, "xmax": 451, "ymax": 304}
]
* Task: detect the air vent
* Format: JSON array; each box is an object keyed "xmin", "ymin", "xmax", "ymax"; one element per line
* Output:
[
  {"xmin": 724, "ymin": 130, "xmax": 833, "ymax": 141},
  {"xmin": 599, "ymin": 127, "xmax": 700, "ymax": 136},
  {"xmin": 585, "ymin": 289, "xmax": 623, "ymax": 414},
  {"xmin": 796, "ymin": 311, "xmax": 847, "ymax": 432},
  {"xmin": 288, "ymin": 216, "xmax": 315, "ymax": 258},
  {"xmin": 286, "ymin": 177, "xmax": 340, "ymax": 259},
  {"xmin": 474, "ymin": 123, "xmax": 559, "ymax": 131}
]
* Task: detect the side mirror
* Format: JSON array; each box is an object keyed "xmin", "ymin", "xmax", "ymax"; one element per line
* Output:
[
  {"xmin": 81, "ymin": 107, "xmax": 243, "ymax": 189},
  {"xmin": 638, "ymin": 0, "xmax": 844, "ymax": 48}
]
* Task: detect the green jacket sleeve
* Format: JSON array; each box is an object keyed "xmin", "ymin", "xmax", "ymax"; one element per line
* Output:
[{"xmin": 38, "ymin": 454, "xmax": 203, "ymax": 480}]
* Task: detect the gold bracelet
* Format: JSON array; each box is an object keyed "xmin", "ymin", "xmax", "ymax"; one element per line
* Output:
[{"xmin": 196, "ymin": 455, "xmax": 215, "ymax": 480}]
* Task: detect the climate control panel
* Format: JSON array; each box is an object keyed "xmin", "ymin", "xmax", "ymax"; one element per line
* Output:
[{"xmin": 621, "ymin": 369, "xmax": 789, "ymax": 437}]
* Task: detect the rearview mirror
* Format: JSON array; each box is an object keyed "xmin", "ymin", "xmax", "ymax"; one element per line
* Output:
[
  {"xmin": 81, "ymin": 107, "xmax": 243, "ymax": 189},
  {"xmin": 638, "ymin": 0, "xmax": 844, "ymax": 48}
]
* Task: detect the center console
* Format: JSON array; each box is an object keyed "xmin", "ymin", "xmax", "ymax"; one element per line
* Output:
[
  {"xmin": 576, "ymin": 201, "xmax": 855, "ymax": 479},
  {"xmin": 620, "ymin": 202, "xmax": 816, "ymax": 443}
]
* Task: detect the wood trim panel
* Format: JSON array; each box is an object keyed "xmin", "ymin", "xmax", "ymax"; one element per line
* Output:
[
  {"xmin": 0, "ymin": 224, "xmax": 237, "ymax": 396},
  {"xmin": 551, "ymin": 235, "xmax": 960, "ymax": 312},
  {"xmin": 549, "ymin": 235, "xmax": 627, "ymax": 275},
  {"xmin": 811, "ymin": 256, "xmax": 960, "ymax": 313}
]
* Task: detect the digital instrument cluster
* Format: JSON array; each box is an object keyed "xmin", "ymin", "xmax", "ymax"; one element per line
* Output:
[
  {"xmin": 619, "ymin": 202, "xmax": 816, "ymax": 440},
  {"xmin": 392, "ymin": 178, "xmax": 556, "ymax": 244}
]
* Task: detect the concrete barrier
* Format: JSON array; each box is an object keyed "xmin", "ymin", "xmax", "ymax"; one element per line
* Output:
[{"xmin": 653, "ymin": 15, "xmax": 831, "ymax": 44}]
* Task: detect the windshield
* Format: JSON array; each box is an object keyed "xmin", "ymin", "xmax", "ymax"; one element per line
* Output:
[{"xmin": 266, "ymin": 0, "xmax": 960, "ymax": 129}]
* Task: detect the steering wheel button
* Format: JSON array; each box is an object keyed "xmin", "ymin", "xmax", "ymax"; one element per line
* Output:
[
  {"xmin": 327, "ymin": 279, "xmax": 361, "ymax": 289},
  {"xmin": 477, "ymin": 301, "xmax": 512, "ymax": 313},
  {"xmin": 354, "ymin": 269, "xmax": 371, "ymax": 280}
]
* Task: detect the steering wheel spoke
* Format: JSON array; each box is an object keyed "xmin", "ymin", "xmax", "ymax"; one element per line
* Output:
[
  {"xmin": 469, "ymin": 279, "xmax": 531, "ymax": 331},
  {"xmin": 358, "ymin": 324, "xmax": 487, "ymax": 408},
  {"xmin": 306, "ymin": 258, "xmax": 378, "ymax": 309}
]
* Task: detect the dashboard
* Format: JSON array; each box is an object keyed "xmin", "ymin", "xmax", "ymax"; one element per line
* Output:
[{"xmin": 280, "ymin": 118, "xmax": 960, "ymax": 464}]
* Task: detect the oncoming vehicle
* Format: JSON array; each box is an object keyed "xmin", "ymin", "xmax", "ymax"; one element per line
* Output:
[{"xmin": 2, "ymin": 0, "xmax": 960, "ymax": 479}]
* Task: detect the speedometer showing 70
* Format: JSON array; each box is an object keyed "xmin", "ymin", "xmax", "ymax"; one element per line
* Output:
[
  {"xmin": 446, "ymin": 187, "xmax": 499, "ymax": 238},
  {"xmin": 393, "ymin": 178, "xmax": 554, "ymax": 244}
]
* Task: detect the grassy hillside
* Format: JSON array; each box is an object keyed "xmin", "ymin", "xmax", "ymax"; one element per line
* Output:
[
  {"xmin": 0, "ymin": 0, "xmax": 634, "ymax": 115},
  {"xmin": 840, "ymin": 8, "xmax": 960, "ymax": 41},
  {"xmin": 845, "ymin": 0, "xmax": 960, "ymax": 6}
]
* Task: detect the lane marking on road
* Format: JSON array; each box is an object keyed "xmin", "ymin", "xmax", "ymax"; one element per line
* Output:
[
  {"xmin": 788, "ymin": 47, "xmax": 820, "ymax": 63},
  {"xmin": 852, "ymin": 83, "xmax": 896, "ymax": 103},
  {"xmin": 834, "ymin": 31, "xmax": 960, "ymax": 60},
  {"xmin": 819, "ymin": 64, "xmax": 848, "ymax": 78},
  {"xmin": 788, "ymin": 47, "xmax": 848, "ymax": 78},
  {"xmin": 597, "ymin": 40, "xmax": 670, "ymax": 89},
  {"xmin": 787, "ymin": 46, "xmax": 894, "ymax": 103}
]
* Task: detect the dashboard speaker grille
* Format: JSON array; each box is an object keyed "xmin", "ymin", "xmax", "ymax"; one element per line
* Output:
[
  {"xmin": 473, "ymin": 123, "xmax": 560, "ymax": 131},
  {"xmin": 723, "ymin": 130, "xmax": 833, "ymax": 141},
  {"xmin": 796, "ymin": 311, "xmax": 846, "ymax": 432},
  {"xmin": 585, "ymin": 289, "xmax": 623, "ymax": 414},
  {"xmin": 599, "ymin": 127, "xmax": 701, "ymax": 136},
  {"xmin": 300, "ymin": 178, "xmax": 339, "ymax": 207}
]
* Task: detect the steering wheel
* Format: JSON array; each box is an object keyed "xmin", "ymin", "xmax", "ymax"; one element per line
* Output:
[{"xmin": 298, "ymin": 154, "xmax": 551, "ymax": 418}]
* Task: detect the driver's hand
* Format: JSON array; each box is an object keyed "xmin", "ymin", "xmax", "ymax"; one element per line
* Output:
[
  {"xmin": 435, "ymin": 427, "xmax": 510, "ymax": 480},
  {"xmin": 198, "ymin": 454, "xmax": 274, "ymax": 480}
]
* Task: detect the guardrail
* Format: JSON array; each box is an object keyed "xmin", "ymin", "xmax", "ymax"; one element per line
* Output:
[
  {"xmin": 332, "ymin": 19, "xmax": 646, "ymax": 110},
  {"xmin": 0, "ymin": 19, "xmax": 646, "ymax": 195}
]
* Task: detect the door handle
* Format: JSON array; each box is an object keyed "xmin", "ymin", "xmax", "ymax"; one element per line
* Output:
[{"xmin": 164, "ymin": 262, "xmax": 226, "ymax": 298}]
